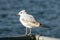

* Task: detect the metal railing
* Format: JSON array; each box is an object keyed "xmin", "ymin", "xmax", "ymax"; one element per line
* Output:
[{"xmin": 0, "ymin": 34, "xmax": 60, "ymax": 40}]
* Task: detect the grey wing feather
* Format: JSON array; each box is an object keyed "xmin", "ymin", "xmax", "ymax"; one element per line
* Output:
[{"xmin": 23, "ymin": 14, "xmax": 36, "ymax": 22}]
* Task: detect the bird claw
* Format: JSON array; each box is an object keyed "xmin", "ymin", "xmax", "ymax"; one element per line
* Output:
[{"xmin": 25, "ymin": 34, "xmax": 32, "ymax": 36}]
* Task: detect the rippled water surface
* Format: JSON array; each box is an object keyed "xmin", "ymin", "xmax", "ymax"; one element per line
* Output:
[{"xmin": 0, "ymin": 0, "xmax": 60, "ymax": 38}]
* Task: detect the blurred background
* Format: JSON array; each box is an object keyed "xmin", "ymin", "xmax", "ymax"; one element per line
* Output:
[{"xmin": 0, "ymin": 0, "xmax": 60, "ymax": 38}]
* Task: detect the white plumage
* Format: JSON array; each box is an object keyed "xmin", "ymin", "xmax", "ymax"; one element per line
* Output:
[{"xmin": 17, "ymin": 10, "xmax": 41, "ymax": 34}]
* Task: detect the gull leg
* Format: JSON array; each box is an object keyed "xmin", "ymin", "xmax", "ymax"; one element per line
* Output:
[
  {"xmin": 29, "ymin": 28, "xmax": 32, "ymax": 34},
  {"xmin": 26, "ymin": 27, "xmax": 28, "ymax": 35},
  {"xmin": 28, "ymin": 28, "xmax": 32, "ymax": 36}
]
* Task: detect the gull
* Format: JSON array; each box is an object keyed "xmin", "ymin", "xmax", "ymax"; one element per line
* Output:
[{"xmin": 17, "ymin": 10, "xmax": 42, "ymax": 35}]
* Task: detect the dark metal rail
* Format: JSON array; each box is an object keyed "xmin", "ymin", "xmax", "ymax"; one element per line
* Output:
[{"xmin": 0, "ymin": 35, "xmax": 36, "ymax": 40}]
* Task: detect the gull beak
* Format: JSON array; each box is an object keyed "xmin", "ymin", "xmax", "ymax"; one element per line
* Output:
[{"xmin": 16, "ymin": 14, "xmax": 19, "ymax": 16}]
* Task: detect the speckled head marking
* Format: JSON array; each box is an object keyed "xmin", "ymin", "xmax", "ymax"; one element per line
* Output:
[{"xmin": 17, "ymin": 10, "xmax": 27, "ymax": 16}]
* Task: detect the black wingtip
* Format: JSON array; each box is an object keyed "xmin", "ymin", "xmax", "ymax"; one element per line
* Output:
[
  {"xmin": 40, "ymin": 23, "xmax": 43, "ymax": 26},
  {"xmin": 40, "ymin": 23, "xmax": 42, "ymax": 26}
]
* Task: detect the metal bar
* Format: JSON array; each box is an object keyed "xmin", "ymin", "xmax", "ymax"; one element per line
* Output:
[
  {"xmin": 0, "ymin": 34, "xmax": 60, "ymax": 40},
  {"xmin": 0, "ymin": 35, "xmax": 36, "ymax": 40},
  {"xmin": 39, "ymin": 36, "xmax": 60, "ymax": 40}
]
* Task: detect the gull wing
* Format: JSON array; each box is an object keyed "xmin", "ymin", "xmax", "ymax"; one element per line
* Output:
[
  {"xmin": 21, "ymin": 14, "xmax": 40, "ymax": 27},
  {"xmin": 21, "ymin": 14, "xmax": 37, "ymax": 23}
]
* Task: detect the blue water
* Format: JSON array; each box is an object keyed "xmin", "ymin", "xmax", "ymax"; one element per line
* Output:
[{"xmin": 0, "ymin": 0, "xmax": 60, "ymax": 38}]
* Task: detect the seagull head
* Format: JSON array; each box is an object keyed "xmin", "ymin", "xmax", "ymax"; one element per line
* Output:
[{"xmin": 17, "ymin": 10, "xmax": 27, "ymax": 16}]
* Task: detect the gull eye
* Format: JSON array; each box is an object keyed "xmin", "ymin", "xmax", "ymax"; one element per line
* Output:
[{"xmin": 21, "ymin": 12, "xmax": 22, "ymax": 13}]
